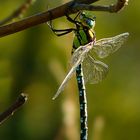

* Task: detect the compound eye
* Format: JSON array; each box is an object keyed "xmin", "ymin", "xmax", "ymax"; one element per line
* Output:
[
  {"xmin": 86, "ymin": 19, "xmax": 95, "ymax": 27},
  {"xmin": 86, "ymin": 19, "xmax": 90, "ymax": 24}
]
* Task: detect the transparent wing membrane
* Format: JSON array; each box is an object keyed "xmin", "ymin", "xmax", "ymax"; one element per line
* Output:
[
  {"xmin": 52, "ymin": 54, "xmax": 82, "ymax": 100},
  {"xmin": 92, "ymin": 32, "xmax": 129, "ymax": 58},
  {"xmin": 83, "ymin": 55, "xmax": 108, "ymax": 84},
  {"xmin": 53, "ymin": 43, "xmax": 93, "ymax": 100},
  {"xmin": 71, "ymin": 42, "xmax": 93, "ymax": 64},
  {"xmin": 53, "ymin": 32, "xmax": 129, "ymax": 99}
]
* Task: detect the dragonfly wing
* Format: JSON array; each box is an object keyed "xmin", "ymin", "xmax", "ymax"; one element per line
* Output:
[
  {"xmin": 52, "ymin": 58, "xmax": 81, "ymax": 100},
  {"xmin": 82, "ymin": 55, "xmax": 108, "ymax": 84},
  {"xmin": 53, "ymin": 42, "xmax": 93, "ymax": 100},
  {"xmin": 92, "ymin": 32, "xmax": 129, "ymax": 58},
  {"xmin": 71, "ymin": 42, "xmax": 93, "ymax": 64}
]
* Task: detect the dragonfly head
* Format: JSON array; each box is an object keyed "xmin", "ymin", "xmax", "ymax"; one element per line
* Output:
[{"xmin": 79, "ymin": 12, "xmax": 96, "ymax": 29}]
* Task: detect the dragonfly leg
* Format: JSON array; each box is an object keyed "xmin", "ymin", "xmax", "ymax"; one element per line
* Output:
[
  {"xmin": 65, "ymin": 12, "xmax": 81, "ymax": 26},
  {"xmin": 48, "ymin": 23, "xmax": 75, "ymax": 36},
  {"xmin": 47, "ymin": 12, "xmax": 76, "ymax": 36}
]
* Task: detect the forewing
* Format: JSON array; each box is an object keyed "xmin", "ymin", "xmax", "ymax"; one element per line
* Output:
[
  {"xmin": 53, "ymin": 42, "xmax": 94, "ymax": 99},
  {"xmin": 82, "ymin": 55, "xmax": 108, "ymax": 84},
  {"xmin": 92, "ymin": 32, "xmax": 129, "ymax": 58},
  {"xmin": 71, "ymin": 42, "xmax": 93, "ymax": 64},
  {"xmin": 52, "ymin": 58, "xmax": 81, "ymax": 100}
]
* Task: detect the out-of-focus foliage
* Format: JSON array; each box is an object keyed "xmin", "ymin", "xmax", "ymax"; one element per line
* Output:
[{"xmin": 0, "ymin": 0, "xmax": 140, "ymax": 140}]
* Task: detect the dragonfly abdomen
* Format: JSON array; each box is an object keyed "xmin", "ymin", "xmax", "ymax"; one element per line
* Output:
[{"xmin": 76, "ymin": 64, "xmax": 88, "ymax": 139}]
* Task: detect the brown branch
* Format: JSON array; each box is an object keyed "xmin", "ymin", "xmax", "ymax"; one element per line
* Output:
[
  {"xmin": 0, "ymin": 0, "xmax": 36, "ymax": 26},
  {"xmin": 110, "ymin": 0, "xmax": 129, "ymax": 12},
  {"xmin": 0, "ymin": 0, "xmax": 129, "ymax": 38},
  {"xmin": 0, "ymin": 93, "xmax": 28, "ymax": 125},
  {"xmin": 72, "ymin": 0, "xmax": 129, "ymax": 12},
  {"xmin": 74, "ymin": 0, "xmax": 99, "ymax": 4}
]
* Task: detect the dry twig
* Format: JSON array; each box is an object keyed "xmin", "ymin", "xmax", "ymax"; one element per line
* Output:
[
  {"xmin": 0, "ymin": 93, "xmax": 28, "ymax": 125},
  {"xmin": 0, "ymin": 0, "xmax": 36, "ymax": 26}
]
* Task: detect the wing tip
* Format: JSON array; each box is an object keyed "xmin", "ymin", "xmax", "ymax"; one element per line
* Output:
[
  {"xmin": 52, "ymin": 94, "xmax": 58, "ymax": 100},
  {"xmin": 52, "ymin": 96, "xmax": 56, "ymax": 100},
  {"xmin": 122, "ymin": 32, "xmax": 129, "ymax": 37}
]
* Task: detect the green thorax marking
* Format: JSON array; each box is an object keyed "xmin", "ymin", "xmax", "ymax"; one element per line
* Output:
[{"xmin": 73, "ymin": 29, "xmax": 94, "ymax": 47}]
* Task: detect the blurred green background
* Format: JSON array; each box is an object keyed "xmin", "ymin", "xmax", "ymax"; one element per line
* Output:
[{"xmin": 0, "ymin": 0, "xmax": 140, "ymax": 140}]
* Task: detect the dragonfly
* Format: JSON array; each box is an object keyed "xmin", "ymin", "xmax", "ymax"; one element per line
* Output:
[{"xmin": 48, "ymin": 11, "xmax": 129, "ymax": 140}]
